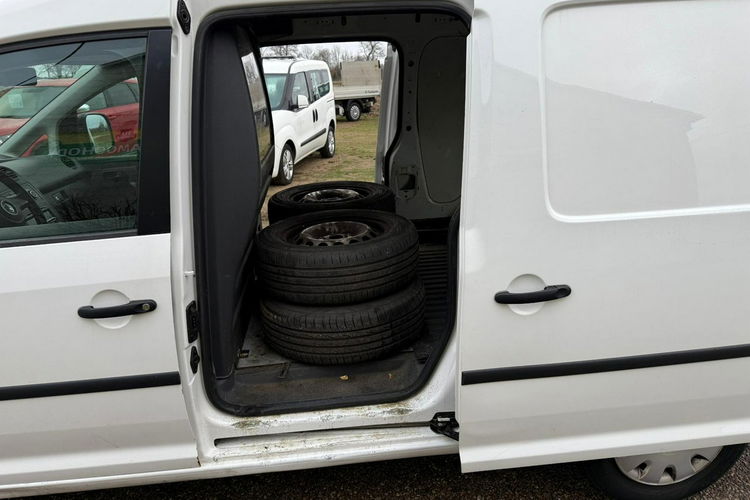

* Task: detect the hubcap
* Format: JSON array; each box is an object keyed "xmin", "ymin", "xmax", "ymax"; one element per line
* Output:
[
  {"xmin": 614, "ymin": 447, "xmax": 722, "ymax": 485},
  {"xmin": 327, "ymin": 130, "xmax": 335, "ymax": 155},
  {"xmin": 282, "ymin": 150, "xmax": 294, "ymax": 180},
  {"xmin": 301, "ymin": 188, "xmax": 361, "ymax": 203},
  {"xmin": 350, "ymin": 105, "xmax": 360, "ymax": 119},
  {"xmin": 296, "ymin": 221, "xmax": 377, "ymax": 246}
]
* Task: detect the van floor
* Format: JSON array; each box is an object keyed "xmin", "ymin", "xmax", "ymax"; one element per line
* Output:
[{"xmin": 221, "ymin": 224, "xmax": 455, "ymax": 417}]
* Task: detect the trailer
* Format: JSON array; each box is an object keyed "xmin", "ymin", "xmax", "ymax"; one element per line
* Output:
[{"xmin": 333, "ymin": 60, "xmax": 381, "ymax": 121}]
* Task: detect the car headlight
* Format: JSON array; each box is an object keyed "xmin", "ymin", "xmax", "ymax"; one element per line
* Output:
[{"xmin": 0, "ymin": 134, "xmax": 10, "ymax": 145}]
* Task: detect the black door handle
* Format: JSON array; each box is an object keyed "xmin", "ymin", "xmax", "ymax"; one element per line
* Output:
[
  {"xmin": 494, "ymin": 285, "xmax": 571, "ymax": 304},
  {"xmin": 78, "ymin": 299, "xmax": 157, "ymax": 319}
]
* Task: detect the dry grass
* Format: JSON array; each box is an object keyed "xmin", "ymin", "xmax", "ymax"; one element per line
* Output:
[{"xmin": 261, "ymin": 112, "xmax": 379, "ymax": 226}]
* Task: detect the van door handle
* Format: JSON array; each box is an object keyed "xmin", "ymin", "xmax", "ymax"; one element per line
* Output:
[
  {"xmin": 78, "ymin": 299, "xmax": 157, "ymax": 319},
  {"xmin": 494, "ymin": 285, "xmax": 571, "ymax": 304}
]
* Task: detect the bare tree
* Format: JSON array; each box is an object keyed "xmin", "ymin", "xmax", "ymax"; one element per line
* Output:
[
  {"xmin": 297, "ymin": 45, "xmax": 315, "ymax": 59},
  {"xmin": 311, "ymin": 48, "xmax": 333, "ymax": 67},
  {"xmin": 261, "ymin": 45, "xmax": 300, "ymax": 58},
  {"xmin": 359, "ymin": 41, "xmax": 385, "ymax": 61},
  {"xmin": 331, "ymin": 44, "xmax": 348, "ymax": 66},
  {"xmin": 38, "ymin": 64, "xmax": 82, "ymax": 79}
]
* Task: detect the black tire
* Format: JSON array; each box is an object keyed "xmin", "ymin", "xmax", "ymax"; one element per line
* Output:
[
  {"xmin": 583, "ymin": 444, "xmax": 746, "ymax": 500},
  {"xmin": 319, "ymin": 126, "xmax": 335, "ymax": 158},
  {"xmin": 261, "ymin": 278, "xmax": 426, "ymax": 365},
  {"xmin": 256, "ymin": 209, "xmax": 419, "ymax": 305},
  {"xmin": 267, "ymin": 181, "xmax": 395, "ymax": 224},
  {"xmin": 345, "ymin": 100, "xmax": 362, "ymax": 121},
  {"xmin": 272, "ymin": 143, "xmax": 294, "ymax": 185}
]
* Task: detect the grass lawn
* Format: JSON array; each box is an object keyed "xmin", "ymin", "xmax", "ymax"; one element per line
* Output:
[{"xmin": 261, "ymin": 112, "xmax": 379, "ymax": 225}]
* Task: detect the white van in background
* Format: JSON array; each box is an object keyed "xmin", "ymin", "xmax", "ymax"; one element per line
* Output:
[{"xmin": 262, "ymin": 57, "xmax": 336, "ymax": 184}]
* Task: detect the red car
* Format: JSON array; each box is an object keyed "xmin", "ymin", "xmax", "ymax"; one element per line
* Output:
[{"xmin": 0, "ymin": 78, "xmax": 140, "ymax": 154}]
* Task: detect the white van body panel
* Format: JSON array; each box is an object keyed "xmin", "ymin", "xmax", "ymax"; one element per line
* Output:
[
  {"xmin": 2, "ymin": 426, "xmax": 455, "ymax": 498},
  {"xmin": 0, "ymin": 235, "xmax": 197, "ymax": 487},
  {"xmin": 457, "ymin": 0, "xmax": 750, "ymax": 472},
  {"xmin": 5, "ymin": 0, "xmax": 750, "ymax": 495},
  {"xmin": 0, "ymin": 0, "xmax": 169, "ymax": 45}
]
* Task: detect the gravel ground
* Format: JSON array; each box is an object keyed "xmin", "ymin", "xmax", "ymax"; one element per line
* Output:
[{"xmin": 45, "ymin": 447, "xmax": 750, "ymax": 500}]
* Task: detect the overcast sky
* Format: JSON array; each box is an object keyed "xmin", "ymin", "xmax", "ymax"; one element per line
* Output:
[{"xmin": 268, "ymin": 41, "xmax": 387, "ymax": 59}]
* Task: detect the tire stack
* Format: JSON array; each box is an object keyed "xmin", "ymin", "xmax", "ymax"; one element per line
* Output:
[{"xmin": 256, "ymin": 182, "xmax": 425, "ymax": 365}]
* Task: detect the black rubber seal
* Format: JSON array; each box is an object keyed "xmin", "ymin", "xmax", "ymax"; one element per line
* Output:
[
  {"xmin": 0, "ymin": 372, "xmax": 180, "ymax": 401},
  {"xmin": 462, "ymin": 343, "xmax": 750, "ymax": 385}
]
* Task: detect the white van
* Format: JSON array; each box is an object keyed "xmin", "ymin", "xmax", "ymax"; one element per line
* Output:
[
  {"xmin": 262, "ymin": 57, "xmax": 336, "ymax": 184},
  {"xmin": 1, "ymin": 1, "xmax": 749, "ymax": 499}
]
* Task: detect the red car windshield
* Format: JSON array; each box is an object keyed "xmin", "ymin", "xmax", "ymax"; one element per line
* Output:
[{"xmin": 0, "ymin": 86, "xmax": 65, "ymax": 119}]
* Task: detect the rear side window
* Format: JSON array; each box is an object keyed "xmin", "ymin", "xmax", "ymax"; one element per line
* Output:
[
  {"xmin": 0, "ymin": 37, "xmax": 148, "ymax": 244},
  {"xmin": 315, "ymin": 69, "xmax": 330, "ymax": 97},
  {"xmin": 290, "ymin": 72, "xmax": 310, "ymax": 103},
  {"xmin": 307, "ymin": 69, "xmax": 330, "ymax": 103},
  {"xmin": 240, "ymin": 52, "xmax": 272, "ymax": 163}
]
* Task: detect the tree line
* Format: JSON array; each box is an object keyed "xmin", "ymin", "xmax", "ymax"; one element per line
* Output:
[{"xmin": 261, "ymin": 42, "xmax": 385, "ymax": 80}]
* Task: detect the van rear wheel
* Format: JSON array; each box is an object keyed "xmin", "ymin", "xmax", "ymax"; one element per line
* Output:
[
  {"xmin": 272, "ymin": 144, "xmax": 295, "ymax": 185},
  {"xmin": 320, "ymin": 126, "xmax": 335, "ymax": 158},
  {"xmin": 345, "ymin": 100, "xmax": 361, "ymax": 121},
  {"xmin": 584, "ymin": 444, "xmax": 746, "ymax": 499}
]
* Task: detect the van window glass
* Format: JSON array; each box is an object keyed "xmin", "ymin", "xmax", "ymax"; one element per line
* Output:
[
  {"xmin": 264, "ymin": 74, "xmax": 287, "ymax": 110},
  {"xmin": 543, "ymin": 0, "xmax": 750, "ymax": 217},
  {"xmin": 0, "ymin": 37, "xmax": 147, "ymax": 243},
  {"xmin": 241, "ymin": 52, "xmax": 272, "ymax": 162},
  {"xmin": 307, "ymin": 70, "xmax": 322, "ymax": 102},
  {"xmin": 290, "ymin": 72, "xmax": 310, "ymax": 104},
  {"xmin": 316, "ymin": 69, "xmax": 330, "ymax": 96},
  {"xmin": 104, "ymin": 81, "xmax": 139, "ymax": 107},
  {"xmin": 0, "ymin": 86, "xmax": 65, "ymax": 119}
]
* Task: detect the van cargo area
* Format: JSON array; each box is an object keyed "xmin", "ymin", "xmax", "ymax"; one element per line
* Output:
[{"xmin": 193, "ymin": 7, "xmax": 468, "ymax": 416}]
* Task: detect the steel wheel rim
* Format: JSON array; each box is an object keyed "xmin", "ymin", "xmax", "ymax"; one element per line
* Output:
[
  {"xmin": 282, "ymin": 149, "xmax": 294, "ymax": 180},
  {"xmin": 327, "ymin": 130, "xmax": 335, "ymax": 155},
  {"xmin": 350, "ymin": 105, "xmax": 360, "ymax": 119},
  {"xmin": 614, "ymin": 447, "xmax": 722, "ymax": 486},
  {"xmin": 296, "ymin": 221, "xmax": 378, "ymax": 246},
  {"xmin": 300, "ymin": 188, "xmax": 361, "ymax": 203}
]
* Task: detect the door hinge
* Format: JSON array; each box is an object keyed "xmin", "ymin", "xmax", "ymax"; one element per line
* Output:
[
  {"xmin": 186, "ymin": 301, "xmax": 199, "ymax": 343},
  {"xmin": 430, "ymin": 412, "xmax": 459, "ymax": 441},
  {"xmin": 177, "ymin": 0, "xmax": 191, "ymax": 35}
]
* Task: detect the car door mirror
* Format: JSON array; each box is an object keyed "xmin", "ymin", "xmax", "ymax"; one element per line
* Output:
[
  {"xmin": 85, "ymin": 113, "xmax": 114, "ymax": 154},
  {"xmin": 294, "ymin": 94, "xmax": 309, "ymax": 110}
]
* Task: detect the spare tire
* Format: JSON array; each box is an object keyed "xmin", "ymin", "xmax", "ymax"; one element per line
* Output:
[
  {"xmin": 267, "ymin": 181, "xmax": 395, "ymax": 224},
  {"xmin": 261, "ymin": 278, "xmax": 426, "ymax": 365},
  {"xmin": 255, "ymin": 209, "xmax": 419, "ymax": 306}
]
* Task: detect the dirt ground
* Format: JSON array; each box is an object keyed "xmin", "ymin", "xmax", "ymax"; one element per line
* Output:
[{"xmin": 260, "ymin": 112, "xmax": 379, "ymax": 226}]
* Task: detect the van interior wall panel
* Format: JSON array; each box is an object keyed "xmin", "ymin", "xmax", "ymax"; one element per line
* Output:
[
  {"xmin": 194, "ymin": 25, "xmax": 263, "ymax": 380},
  {"xmin": 252, "ymin": 10, "xmax": 469, "ymax": 220},
  {"xmin": 418, "ymin": 36, "xmax": 465, "ymax": 204}
]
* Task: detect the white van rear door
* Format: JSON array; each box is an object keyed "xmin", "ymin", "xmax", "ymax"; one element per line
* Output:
[{"xmin": 458, "ymin": 0, "xmax": 750, "ymax": 472}]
